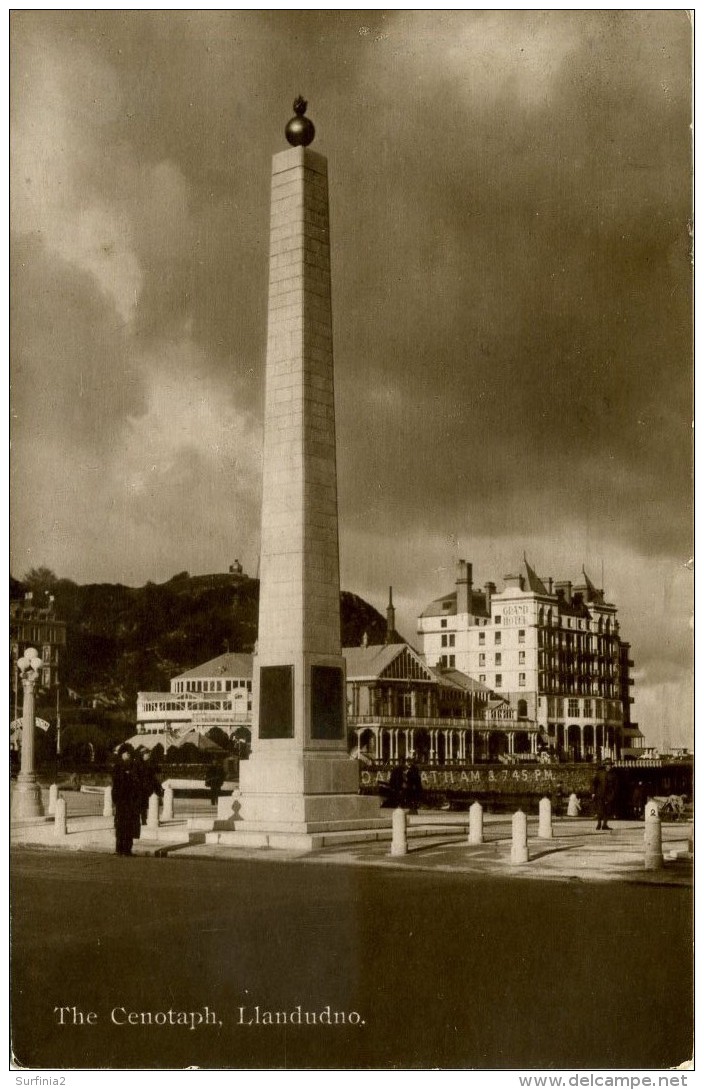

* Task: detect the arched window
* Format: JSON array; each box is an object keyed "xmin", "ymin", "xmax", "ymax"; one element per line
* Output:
[
  {"xmin": 517, "ymin": 699, "xmax": 528, "ymax": 719},
  {"xmin": 538, "ymin": 607, "xmax": 545, "ymax": 626}
]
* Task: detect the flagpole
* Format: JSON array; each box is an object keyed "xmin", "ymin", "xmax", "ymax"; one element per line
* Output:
[
  {"xmin": 13, "ymin": 650, "xmax": 18, "ymax": 734},
  {"xmin": 56, "ymin": 681, "xmax": 61, "ymax": 756},
  {"xmin": 471, "ymin": 687, "xmax": 475, "ymax": 764}
]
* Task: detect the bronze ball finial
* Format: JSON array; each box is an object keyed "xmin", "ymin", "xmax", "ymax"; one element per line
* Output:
[{"xmin": 285, "ymin": 96, "xmax": 315, "ymax": 147}]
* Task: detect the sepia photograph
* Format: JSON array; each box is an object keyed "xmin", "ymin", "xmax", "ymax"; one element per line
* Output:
[{"xmin": 9, "ymin": 9, "xmax": 693, "ymax": 1075}]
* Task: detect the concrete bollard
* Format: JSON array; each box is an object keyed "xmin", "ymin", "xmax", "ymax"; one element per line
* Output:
[
  {"xmin": 567, "ymin": 793, "xmax": 581, "ymax": 817},
  {"xmin": 511, "ymin": 810, "xmax": 529, "ymax": 864},
  {"xmin": 146, "ymin": 792, "xmax": 160, "ymax": 833},
  {"xmin": 468, "ymin": 801, "xmax": 484, "ymax": 845},
  {"xmin": 48, "ymin": 784, "xmax": 58, "ymax": 816},
  {"xmin": 103, "ymin": 785, "xmax": 113, "ymax": 818},
  {"xmin": 214, "ymin": 789, "xmax": 239, "ymax": 819},
  {"xmin": 538, "ymin": 797, "xmax": 553, "ymax": 839},
  {"xmin": 162, "ymin": 785, "xmax": 174, "ymax": 821},
  {"xmin": 390, "ymin": 807, "xmax": 408, "ymax": 856},
  {"xmin": 54, "ymin": 797, "xmax": 67, "ymax": 838},
  {"xmin": 644, "ymin": 799, "xmax": 664, "ymax": 870}
]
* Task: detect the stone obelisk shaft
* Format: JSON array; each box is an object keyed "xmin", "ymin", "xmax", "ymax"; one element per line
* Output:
[{"xmin": 258, "ymin": 145, "xmax": 341, "ymax": 661}]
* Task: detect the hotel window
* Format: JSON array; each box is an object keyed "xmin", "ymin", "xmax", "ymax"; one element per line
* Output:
[
  {"xmin": 494, "ymin": 632, "xmax": 501, "ymax": 645},
  {"xmin": 495, "ymin": 674, "xmax": 502, "ymax": 687},
  {"xmin": 518, "ymin": 651, "xmax": 525, "ymax": 664},
  {"xmin": 479, "ymin": 674, "xmax": 486, "ymax": 683},
  {"xmin": 441, "ymin": 619, "xmax": 447, "ymax": 629},
  {"xmin": 519, "ymin": 673, "xmax": 526, "ymax": 687},
  {"xmin": 449, "ymin": 655, "xmax": 455, "ymax": 667},
  {"xmin": 440, "ymin": 655, "xmax": 447, "ymax": 667},
  {"xmin": 448, "ymin": 634, "xmax": 455, "ymax": 647},
  {"xmin": 479, "ymin": 653, "xmax": 486, "ymax": 666},
  {"xmin": 479, "ymin": 632, "xmax": 486, "ymax": 645},
  {"xmin": 518, "ymin": 629, "xmax": 525, "ymax": 643},
  {"xmin": 441, "ymin": 634, "xmax": 447, "ymax": 647},
  {"xmin": 568, "ymin": 698, "xmax": 579, "ymax": 717},
  {"xmin": 494, "ymin": 615, "xmax": 501, "ymax": 625},
  {"xmin": 495, "ymin": 653, "xmax": 502, "ymax": 666}
]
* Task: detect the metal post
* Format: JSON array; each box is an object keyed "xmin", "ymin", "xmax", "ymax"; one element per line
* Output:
[{"xmin": 11, "ymin": 651, "xmax": 45, "ymax": 822}]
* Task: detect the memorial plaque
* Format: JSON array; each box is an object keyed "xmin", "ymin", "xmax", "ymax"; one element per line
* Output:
[
  {"xmin": 259, "ymin": 665, "xmax": 294, "ymax": 739},
  {"xmin": 310, "ymin": 665, "xmax": 344, "ymax": 740}
]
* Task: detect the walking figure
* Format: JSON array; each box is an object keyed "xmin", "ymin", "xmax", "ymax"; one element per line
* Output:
[{"xmin": 592, "ymin": 760, "xmax": 617, "ymax": 831}]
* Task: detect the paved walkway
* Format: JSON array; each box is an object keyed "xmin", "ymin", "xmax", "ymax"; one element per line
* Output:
[{"xmin": 11, "ymin": 789, "xmax": 693, "ymax": 887}]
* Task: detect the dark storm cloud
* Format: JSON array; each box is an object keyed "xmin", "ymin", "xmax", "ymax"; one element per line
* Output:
[
  {"xmin": 10, "ymin": 11, "xmax": 692, "ymax": 745},
  {"xmin": 10, "ymin": 235, "xmax": 147, "ymax": 449}
]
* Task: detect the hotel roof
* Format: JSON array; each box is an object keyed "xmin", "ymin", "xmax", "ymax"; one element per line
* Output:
[{"xmin": 173, "ymin": 653, "xmax": 253, "ymax": 680}]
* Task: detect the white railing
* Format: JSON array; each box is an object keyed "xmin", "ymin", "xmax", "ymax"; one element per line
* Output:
[{"xmin": 349, "ymin": 715, "xmax": 537, "ymax": 732}]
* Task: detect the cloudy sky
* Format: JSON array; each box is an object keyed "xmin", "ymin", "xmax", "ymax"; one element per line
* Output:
[{"xmin": 11, "ymin": 11, "xmax": 692, "ymax": 746}]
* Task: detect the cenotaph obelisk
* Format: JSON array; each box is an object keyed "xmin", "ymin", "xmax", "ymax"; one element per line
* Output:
[{"xmin": 226, "ymin": 99, "xmax": 384, "ymax": 849}]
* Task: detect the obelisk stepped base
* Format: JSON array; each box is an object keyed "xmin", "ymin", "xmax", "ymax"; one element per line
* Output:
[{"xmin": 238, "ymin": 751, "xmax": 383, "ymax": 827}]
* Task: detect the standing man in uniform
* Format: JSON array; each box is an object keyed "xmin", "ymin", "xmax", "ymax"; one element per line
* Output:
[{"xmin": 112, "ymin": 744, "xmax": 141, "ymax": 856}]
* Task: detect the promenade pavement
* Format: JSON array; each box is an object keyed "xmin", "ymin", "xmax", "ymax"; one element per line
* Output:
[{"xmin": 11, "ymin": 786, "xmax": 693, "ymax": 886}]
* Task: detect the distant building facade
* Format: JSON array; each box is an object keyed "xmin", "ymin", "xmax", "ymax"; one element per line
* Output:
[
  {"xmin": 418, "ymin": 559, "xmax": 643, "ymax": 761},
  {"xmin": 10, "ymin": 592, "xmax": 66, "ymax": 690},
  {"xmin": 136, "ymin": 653, "xmax": 252, "ymax": 737},
  {"xmin": 345, "ymin": 640, "xmax": 538, "ymax": 763}
]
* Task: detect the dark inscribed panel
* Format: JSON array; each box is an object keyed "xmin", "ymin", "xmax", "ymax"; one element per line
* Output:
[
  {"xmin": 311, "ymin": 665, "xmax": 345, "ymax": 740},
  {"xmin": 259, "ymin": 665, "xmax": 294, "ymax": 739}
]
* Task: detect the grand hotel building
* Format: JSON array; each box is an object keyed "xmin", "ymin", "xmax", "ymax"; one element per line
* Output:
[{"xmin": 418, "ymin": 559, "xmax": 643, "ymax": 761}]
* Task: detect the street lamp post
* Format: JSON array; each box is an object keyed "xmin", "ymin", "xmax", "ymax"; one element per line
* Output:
[{"xmin": 11, "ymin": 647, "xmax": 46, "ymax": 822}]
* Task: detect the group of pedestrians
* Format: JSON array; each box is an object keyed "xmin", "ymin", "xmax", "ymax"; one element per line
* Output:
[
  {"xmin": 386, "ymin": 760, "xmax": 423, "ymax": 814},
  {"xmin": 111, "ymin": 745, "xmax": 163, "ymax": 856}
]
